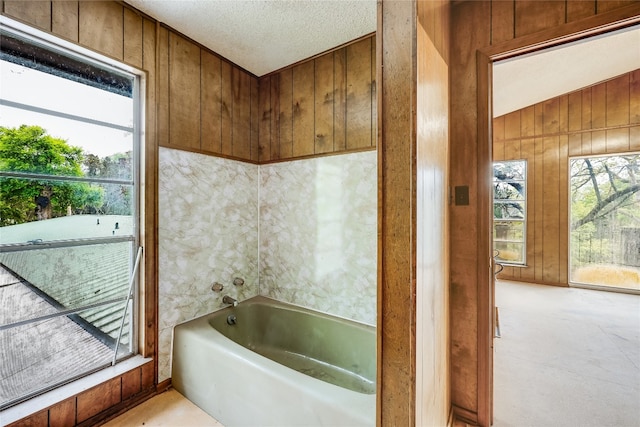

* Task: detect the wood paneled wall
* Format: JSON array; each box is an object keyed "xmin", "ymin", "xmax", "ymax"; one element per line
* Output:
[
  {"xmin": 6, "ymin": 361, "xmax": 155, "ymax": 427},
  {"xmin": 450, "ymin": 1, "xmax": 640, "ymax": 426},
  {"xmin": 258, "ymin": 35, "xmax": 376, "ymax": 162},
  {"xmin": 1, "ymin": 1, "xmax": 378, "ymax": 425},
  {"xmin": 494, "ymin": 70, "xmax": 640, "ymax": 286},
  {"xmin": 377, "ymin": 0, "xmax": 449, "ymax": 425},
  {"xmin": 156, "ymin": 27, "xmax": 260, "ymax": 161}
]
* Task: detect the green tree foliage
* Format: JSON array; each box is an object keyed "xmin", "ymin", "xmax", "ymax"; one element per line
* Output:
[
  {"xmin": 0, "ymin": 125, "xmax": 104, "ymax": 225},
  {"xmin": 83, "ymin": 151, "xmax": 133, "ymax": 215}
]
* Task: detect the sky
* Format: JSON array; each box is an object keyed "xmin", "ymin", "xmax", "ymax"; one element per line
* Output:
[{"xmin": 0, "ymin": 60, "xmax": 134, "ymax": 158}]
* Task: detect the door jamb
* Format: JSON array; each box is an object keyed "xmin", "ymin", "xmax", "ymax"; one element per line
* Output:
[{"xmin": 475, "ymin": 5, "xmax": 640, "ymax": 426}]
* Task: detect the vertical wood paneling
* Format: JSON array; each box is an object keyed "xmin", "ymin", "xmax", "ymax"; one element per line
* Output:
[
  {"xmin": 558, "ymin": 134, "xmax": 569, "ymax": 284},
  {"xmin": 378, "ymin": 1, "xmax": 418, "ymax": 423},
  {"xmin": 121, "ymin": 368, "xmax": 141, "ymax": 400},
  {"xmin": 270, "ymin": 75, "xmax": 281, "ymax": 160},
  {"xmin": 491, "ymin": 0, "xmax": 514, "ymax": 43},
  {"xmin": 292, "ymin": 61, "xmax": 316, "ymax": 157},
  {"xmin": 521, "ymin": 105, "xmax": 535, "ymax": 137},
  {"xmin": 52, "ymin": 1, "xmax": 78, "ymax": 42},
  {"xmin": 568, "ymin": 91, "xmax": 583, "ymax": 156},
  {"xmin": 278, "ymin": 68, "xmax": 294, "ymax": 158},
  {"xmin": 250, "ymin": 76, "xmax": 260, "ymax": 162},
  {"xmin": 49, "ymin": 397, "xmax": 75, "ymax": 427},
  {"xmin": 256, "ymin": 35, "xmax": 375, "ymax": 162},
  {"xmin": 607, "ymin": 74, "xmax": 630, "ymax": 127},
  {"xmin": 630, "ymin": 70, "xmax": 640, "ymax": 124},
  {"xmin": 515, "ymin": 1, "xmax": 565, "ymax": 37},
  {"xmin": 346, "ymin": 37, "xmax": 373, "ymax": 149},
  {"xmin": 542, "ymin": 136, "xmax": 559, "ymax": 283},
  {"xmin": 123, "ymin": 7, "xmax": 143, "ymax": 68},
  {"xmin": 232, "ymin": 68, "xmax": 251, "ymax": 159},
  {"xmin": 334, "ymin": 47, "xmax": 348, "ymax": 152},
  {"xmin": 520, "ymin": 137, "xmax": 536, "ymax": 283},
  {"xmin": 450, "ymin": 0, "xmax": 491, "ymax": 416},
  {"xmin": 597, "ymin": 0, "xmax": 637, "ymax": 13},
  {"xmin": 581, "ymin": 88, "xmax": 592, "ymax": 154},
  {"xmin": 4, "ymin": 0, "xmax": 50, "ymax": 31},
  {"xmin": 371, "ymin": 35, "xmax": 377, "ymax": 145},
  {"xmin": 76, "ymin": 378, "xmax": 121, "ymax": 423},
  {"xmin": 168, "ymin": 32, "xmax": 200, "ymax": 150},
  {"xmin": 315, "ymin": 52, "xmax": 335, "ymax": 154},
  {"xmin": 455, "ymin": 3, "xmax": 640, "ymax": 424},
  {"xmin": 79, "ymin": 1, "xmax": 124, "ymax": 60},
  {"xmin": 157, "ymin": 26, "xmax": 169, "ymax": 148},
  {"xmin": 141, "ymin": 361, "xmax": 154, "ymax": 390},
  {"xmin": 141, "ymin": 17, "xmax": 157, "ymax": 362},
  {"xmin": 631, "ymin": 126, "xmax": 640, "ymax": 151},
  {"xmin": 567, "ymin": 0, "xmax": 596, "ymax": 22},
  {"xmin": 258, "ymin": 76, "xmax": 272, "ymax": 161},
  {"xmin": 201, "ymin": 51, "xmax": 222, "ymax": 154},
  {"xmin": 495, "ymin": 70, "xmax": 639, "ymax": 286},
  {"xmin": 533, "ymin": 136, "xmax": 544, "ymax": 281},
  {"xmin": 493, "ymin": 116, "xmax": 505, "ymax": 160},
  {"xmin": 220, "ymin": 61, "xmax": 233, "ymax": 156}
]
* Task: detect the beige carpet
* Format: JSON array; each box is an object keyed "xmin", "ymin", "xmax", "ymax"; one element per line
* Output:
[{"xmin": 494, "ymin": 280, "xmax": 640, "ymax": 427}]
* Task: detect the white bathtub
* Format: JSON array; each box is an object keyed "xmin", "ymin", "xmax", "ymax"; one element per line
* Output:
[{"xmin": 171, "ymin": 296, "xmax": 376, "ymax": 426}]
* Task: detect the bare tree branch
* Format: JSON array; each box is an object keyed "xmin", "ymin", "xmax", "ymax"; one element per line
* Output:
[{"xmin": 572, "ymin": 184, "xmax": 640, "ymax": 229}]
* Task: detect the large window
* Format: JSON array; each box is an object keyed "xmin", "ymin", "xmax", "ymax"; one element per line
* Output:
[
  {"xmin": 569, "ymin": 154, "xmax": 640, "ymax": 291},
  {"xmin": 0, "ymin": 19, "xmax": 143, "ymax": 408},
  {"xmin": 493, "ymin": 160, "xmax": 527, "ymax": 265}
]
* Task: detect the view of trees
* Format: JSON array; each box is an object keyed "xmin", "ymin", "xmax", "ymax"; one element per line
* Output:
[
  {"xmin": 570, "ymin": 154, "xmax": 640, "ymax": 270},
  {"xmin": 0, "ymin": 125, "xmax": 132, "ymax": 226}
]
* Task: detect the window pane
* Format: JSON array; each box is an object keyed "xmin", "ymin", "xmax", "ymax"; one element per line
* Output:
[
  {"xmin": 0, "ymin": 177, "xmax": 133, "ymax": 237},
  {"xmin": 1, "ymin": 60, "xmax": 134, "ymax": 179},
  {"xmin": 494, "ymin": 161, "xmax": 525, "ymax": 181},
  {"xmin": 493, "ymin": 160, "xmax": 527, "ymax": 266},
  {"xmin": 0, "ymin": 242, "xmax": 132, "ymax": 337},
  {"xmin": 494, "ymin": 220, "xmax": 524, "ymax": 242},
  {"xmin": 570, "ymin": 155, "xmax": 640, "ymax": 290},
  {"xmin": 494, "ymin": 241, "xmax": 525, "ymax": 264},
  {"xmin": 0, "ymin": 303, "xmax": 128, "ymax": 408},
  {"xmin": 0, "ymin": 20, "xmax": 139, "ymax": 409},
  {"xmin": 494, "ymin": 201, "xmax": 525, "ymax": 220}
]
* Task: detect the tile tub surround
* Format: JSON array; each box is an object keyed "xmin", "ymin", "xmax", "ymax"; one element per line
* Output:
[
  {"xmin": 158, "ymin": 148, "xmax": 377, "ymax": 381},
  {"xmin": 260, "ymin": 151, "xmax": 377, "ymax": 325},
  {"xmin": 158, "ymin": 148, "xmax": 259, "ymax": 382}
]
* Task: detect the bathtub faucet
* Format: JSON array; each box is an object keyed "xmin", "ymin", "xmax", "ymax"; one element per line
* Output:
[{"xmin": 222, "ymin": 295, "xmax": 238, "ymax": 307}]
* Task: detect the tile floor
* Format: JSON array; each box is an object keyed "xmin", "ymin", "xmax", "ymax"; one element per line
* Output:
[
  {"xmin": 494, "ymin": 280, "xmax": 640, "ymax": 427},
  {"xmin": 103, "ymin": 389, "xmax": 222, "ymax": 427}
]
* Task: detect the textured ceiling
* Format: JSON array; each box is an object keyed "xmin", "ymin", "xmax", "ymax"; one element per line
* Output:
[
  {"xmin": 122, "ymin": 1, "xmax": 637, "ymax": 116},
  {"xmin": 493, "ymin": 25, "xmax": 640, "ymax": 117},
  {"xmin": 123, "ymin": 0, "xmax": 377, "ymax": 76}
]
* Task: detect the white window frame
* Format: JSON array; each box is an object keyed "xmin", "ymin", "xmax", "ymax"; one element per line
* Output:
[
  {"xmin": 0, "ymin": 16, "xmax": 145, "ymax": 409},
  {"xmin": 493, "ymin": 159, "xmax": 527, "ymax": 266}
]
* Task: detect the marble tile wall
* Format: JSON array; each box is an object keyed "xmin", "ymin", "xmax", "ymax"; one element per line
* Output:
[
  {"xmin": 158, "ymin": 148, "xmax": 377, "ymax": 381},
  {"xmin": 158, "ymin": 148, "xmax": 259, "ymax": 382},
  {"xmin": 259, "ymin": 151, "xmax": 377, "ymax": 325}
]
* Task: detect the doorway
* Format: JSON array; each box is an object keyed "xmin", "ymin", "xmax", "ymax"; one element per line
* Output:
[{"xmin": 486, "ymin": 20, "xmax": 640, "ymax": 427}]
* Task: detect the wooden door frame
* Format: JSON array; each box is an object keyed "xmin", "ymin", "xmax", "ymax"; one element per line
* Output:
[{"xmin": 476, "ymin": 5, "xmax": 640, "ymax": 426}]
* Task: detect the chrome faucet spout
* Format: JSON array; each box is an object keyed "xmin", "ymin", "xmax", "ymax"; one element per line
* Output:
[{"xmin": 222, "ymin": 295, "xmax": 238, "ymax": 307}]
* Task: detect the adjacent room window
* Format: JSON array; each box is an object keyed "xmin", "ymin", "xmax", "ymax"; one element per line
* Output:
[
  {"xmin": 569, "ymin": 154, "xmax": 640, "ymax": 291},
  {"xmin": 0, "ymin": 20, "xmax": 143, "ymax": 408},
  {"xmin": 493, "ymin": 160, "xmax": 527, "ymax": 265}
]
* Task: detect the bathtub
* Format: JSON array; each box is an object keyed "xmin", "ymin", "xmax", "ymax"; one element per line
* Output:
[{"xmin": 172, "ymin": 296, "xmax": 376, "ymax": 426}]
